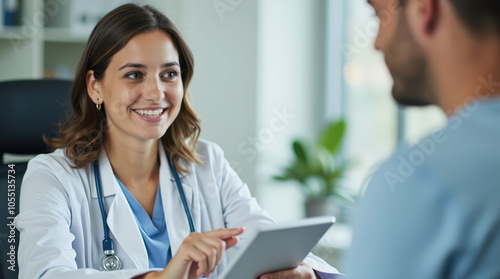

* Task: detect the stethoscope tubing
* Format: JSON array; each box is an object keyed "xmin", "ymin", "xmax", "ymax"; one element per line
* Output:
[
  {"xmin": 94, "ymin": 153, "xmax": 196, "ymax": 271},
  {"xmin": 93, "ymin": 161, "xmax": 114, "ymax": 253},
  {"xmin": 167, "ymin": 155, "xmax": 196, "ymax": 233}
]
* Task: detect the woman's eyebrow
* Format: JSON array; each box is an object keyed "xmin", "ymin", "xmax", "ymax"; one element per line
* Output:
[
  {"xmin": 161, "ymin": 62, "xmax": 180, "ymax": 68},
  {"xmin": 118, "ymin": 62, "xmax": 180, "ymax": 71},
  {"xmin": 118, "ymin": 63, "xmax": 146, "ymax": 70}
]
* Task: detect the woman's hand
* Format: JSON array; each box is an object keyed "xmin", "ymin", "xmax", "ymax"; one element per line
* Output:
[
  {"xmin": 149, "ymin": 227, "xmax": 244, "ymax": 279},
  {"xmin": 259, "ymin": 262, "xmax": 319, "ymax": 279}
]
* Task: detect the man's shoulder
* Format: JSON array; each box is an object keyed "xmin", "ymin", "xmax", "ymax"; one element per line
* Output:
[
  {"xmin": 368, "ymin": 105, "xmax": 500, "ymax": 216},
  {"xmin": 352, "ymin": 102, "xmax": 500, "ymax": 278}
]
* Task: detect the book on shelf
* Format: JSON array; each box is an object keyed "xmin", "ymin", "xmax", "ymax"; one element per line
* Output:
[
  {"xmin": 0, "ymin": 0, "xmax": 4, "ymax": 31},
  {"xmin": 3, "ymin": 0, "xmax": 19, "ymax": 27}
]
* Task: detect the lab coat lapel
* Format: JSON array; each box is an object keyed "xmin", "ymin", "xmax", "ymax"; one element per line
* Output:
[
  {"xmin": 158, "ymin": 145, "xmax": 196, "ymax": 255},
  {"xmin": 90, "ymin": 153, "xmax": 118, "ymax": 199},
  {"xmin": 95, "ymin": 153, "xmax": 149, "ymax": 269}
]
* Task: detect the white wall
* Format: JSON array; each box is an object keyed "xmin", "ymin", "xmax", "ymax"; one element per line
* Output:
[
  {"xmin": 151, "ymin": 0, "xmax": 327, "ymax": 221},
  {"xmin": 153, "ymin": 0, "xmax": 260, "ymax": 193},
  {"xmin": 256, "ymin": 0, "xmax": 327, "ymax": 221}
]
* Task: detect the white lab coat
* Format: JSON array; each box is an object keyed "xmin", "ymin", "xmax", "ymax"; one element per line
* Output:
[{"xmin": 16, "ymin": 139, "xmax": 341, "ymax": 279}]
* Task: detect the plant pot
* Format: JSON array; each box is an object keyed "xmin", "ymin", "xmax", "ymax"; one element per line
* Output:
[{"xmin": 305, "ymin": 197, "xmax": 339, "ymax": 218}]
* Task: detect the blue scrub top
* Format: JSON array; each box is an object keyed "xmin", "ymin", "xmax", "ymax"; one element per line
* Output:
[{"xmin": 117, "ymin": 178, "xmax": 171, "ymax": 268}]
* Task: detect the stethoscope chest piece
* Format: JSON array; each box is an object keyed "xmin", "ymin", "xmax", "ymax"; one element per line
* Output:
[{"xmin": 101, "ymin": 253, "xmax": 121, "ymax": 271}]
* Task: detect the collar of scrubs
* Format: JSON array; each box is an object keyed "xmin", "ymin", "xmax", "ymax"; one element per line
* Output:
[
  {"xmin": 117, "ymin": 178, "xmax": 165, "ymax": 234},
  {"xmin": 116, "ymin": 177, "xmax": 172, "ymax": 268},
  {"xmin": 92, "ymin": 142, "xmax": 190, "ymax": 199}
]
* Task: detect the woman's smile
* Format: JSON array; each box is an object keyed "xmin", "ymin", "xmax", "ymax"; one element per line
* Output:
[{"xmin": 132, "ymin": 107, "xmax": 168, "ymax": 122}]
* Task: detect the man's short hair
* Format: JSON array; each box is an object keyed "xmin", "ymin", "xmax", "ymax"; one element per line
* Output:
[{"xmin": 400, "ymin": 0, "xmax": 500, "ymax": 37}]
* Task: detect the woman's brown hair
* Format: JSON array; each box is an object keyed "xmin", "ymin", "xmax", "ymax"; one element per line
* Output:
[{"xmin": 47, "ymin": 4, "xmax": 201, "ymax": 172}]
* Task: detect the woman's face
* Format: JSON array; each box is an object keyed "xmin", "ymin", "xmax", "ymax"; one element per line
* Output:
[{"xmin": 90, "ymin": 30, "xmax": 183, "ymax": 145}]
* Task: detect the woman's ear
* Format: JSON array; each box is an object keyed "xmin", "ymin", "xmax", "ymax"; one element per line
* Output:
[{"xmin": 86, "ymin": 70, "xmax": 103, "ymax": 105}]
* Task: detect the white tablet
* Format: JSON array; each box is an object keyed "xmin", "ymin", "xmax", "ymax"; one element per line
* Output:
[{"xmin": 220, "ymin": 216, "xmax": 335, "ymax": 279}]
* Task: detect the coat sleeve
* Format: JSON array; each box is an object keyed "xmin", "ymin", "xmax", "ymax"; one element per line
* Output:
[
  {"xmin": 16, "ymin": 157, "xmax": 152, "ymax": 279},
  {"xmin": 208, "ymin": 142, "xmax": 345, "ymax": 278}
]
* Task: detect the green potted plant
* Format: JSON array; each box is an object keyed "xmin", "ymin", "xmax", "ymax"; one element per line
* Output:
[{"xmin": 273, "ymin": 119, "xmax": 354, "ymax": 218}]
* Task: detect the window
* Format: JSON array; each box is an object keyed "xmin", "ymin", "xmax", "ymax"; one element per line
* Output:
[{"xmin": 326, "ymin": 1, "xmax": 447, "ymax": 201}]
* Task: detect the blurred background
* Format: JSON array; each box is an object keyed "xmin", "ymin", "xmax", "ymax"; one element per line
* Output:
[{"xmin": 0, "ymin": 0, "xmax": 447, "ymax": 269}]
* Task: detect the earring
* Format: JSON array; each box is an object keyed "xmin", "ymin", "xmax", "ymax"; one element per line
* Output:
[{"xmin": 96, "ymin": 98, "xmax": 101, "ymax": 111}]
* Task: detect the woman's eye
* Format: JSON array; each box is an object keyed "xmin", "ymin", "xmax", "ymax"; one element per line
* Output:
[
  {"xmin": 163, "ymin": 71, "xmax": 179, "ymax": 80},
  {"xmin": 125, "ymin": 72, "xmax": 143, "ymax": 79}
]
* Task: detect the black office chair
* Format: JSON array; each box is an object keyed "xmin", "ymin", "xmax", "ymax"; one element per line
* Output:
[{"xmin": 0, "ymin": 79, "xmax": 72, "ymax": 279}]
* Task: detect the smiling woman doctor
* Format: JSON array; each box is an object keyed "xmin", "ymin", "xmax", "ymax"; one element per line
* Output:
[{"xmin": 16, "ymin": 4, "xmax": 341, "ymax": 279}]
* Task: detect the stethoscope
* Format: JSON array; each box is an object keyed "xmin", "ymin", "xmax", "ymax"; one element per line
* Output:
[{"xmin": 93, "ymin": 155, "xmax": 196, "ymax": 271}]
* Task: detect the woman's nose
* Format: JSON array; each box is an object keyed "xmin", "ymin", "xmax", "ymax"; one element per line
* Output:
[{"xmin": 144, "ymin": 78, "xmax": 165, "ymax": 103}]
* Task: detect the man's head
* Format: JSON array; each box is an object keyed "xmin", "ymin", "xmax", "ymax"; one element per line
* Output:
[
  {"xmin": 400, "ymin": 0, "xmax": 500, "ymax": 36},
  {"xmin": 369, "ymin": 0, "xmax": 500, "ymax": 108}
]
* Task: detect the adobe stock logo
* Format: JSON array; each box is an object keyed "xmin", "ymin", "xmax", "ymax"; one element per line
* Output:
[
  {"xmin": 213, "ymin": 0, "xmax": 243, "ymax": 21},
  {"xmin": 383, "ymin": 73, "xmax": 500, "ymax": 192},
  {"xmin": 237, "ymin": 107, "xmax": 296, "ymax": 162},
  {"xmin": 343, "ymin": 1, "xmax": 403, "ymax": 59},
  {"xmin": 384, "ymin": 131, "xmax": 447, "ymax": 191},
  {"xmin": 8, "ymin": 0, "xmax": 70, "ymax": 53}
]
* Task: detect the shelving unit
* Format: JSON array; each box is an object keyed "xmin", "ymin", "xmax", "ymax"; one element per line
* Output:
[
  {"xmin": 0, "ymin": 0, "xmax": 89, "ymax": 81},
  {"xmin": 0, "ymin": 0, "xmax": 179, "ymax": 82}
]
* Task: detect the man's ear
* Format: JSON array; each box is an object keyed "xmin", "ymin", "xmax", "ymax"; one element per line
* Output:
[
  {"xmin": 86, "ymin": 70, "xmax": 103, "ymax": 105},
  {"xmin": 407, "ymin": 0, "xmax": 440, "ymax": 40}
]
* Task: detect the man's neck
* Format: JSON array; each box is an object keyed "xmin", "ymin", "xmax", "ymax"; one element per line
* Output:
[{"xmin": 437, "ymin": 38, "xmax": 500, "ymax": 117}]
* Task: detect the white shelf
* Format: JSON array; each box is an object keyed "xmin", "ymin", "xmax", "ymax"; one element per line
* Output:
[
  {"xmin": 0, "ymin": 0, "xmax": 89, "ymax": 80},
  {"xmin": 0, "ymin": 27, "xmax": 89, "ymax": 43},
  {"xmin": 0, "ymin": 26, "xmax": 31, "ymax": 40},
  {"xmin": 44, "ymin": 27, "xmax": 89, "ymax": 44}
]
